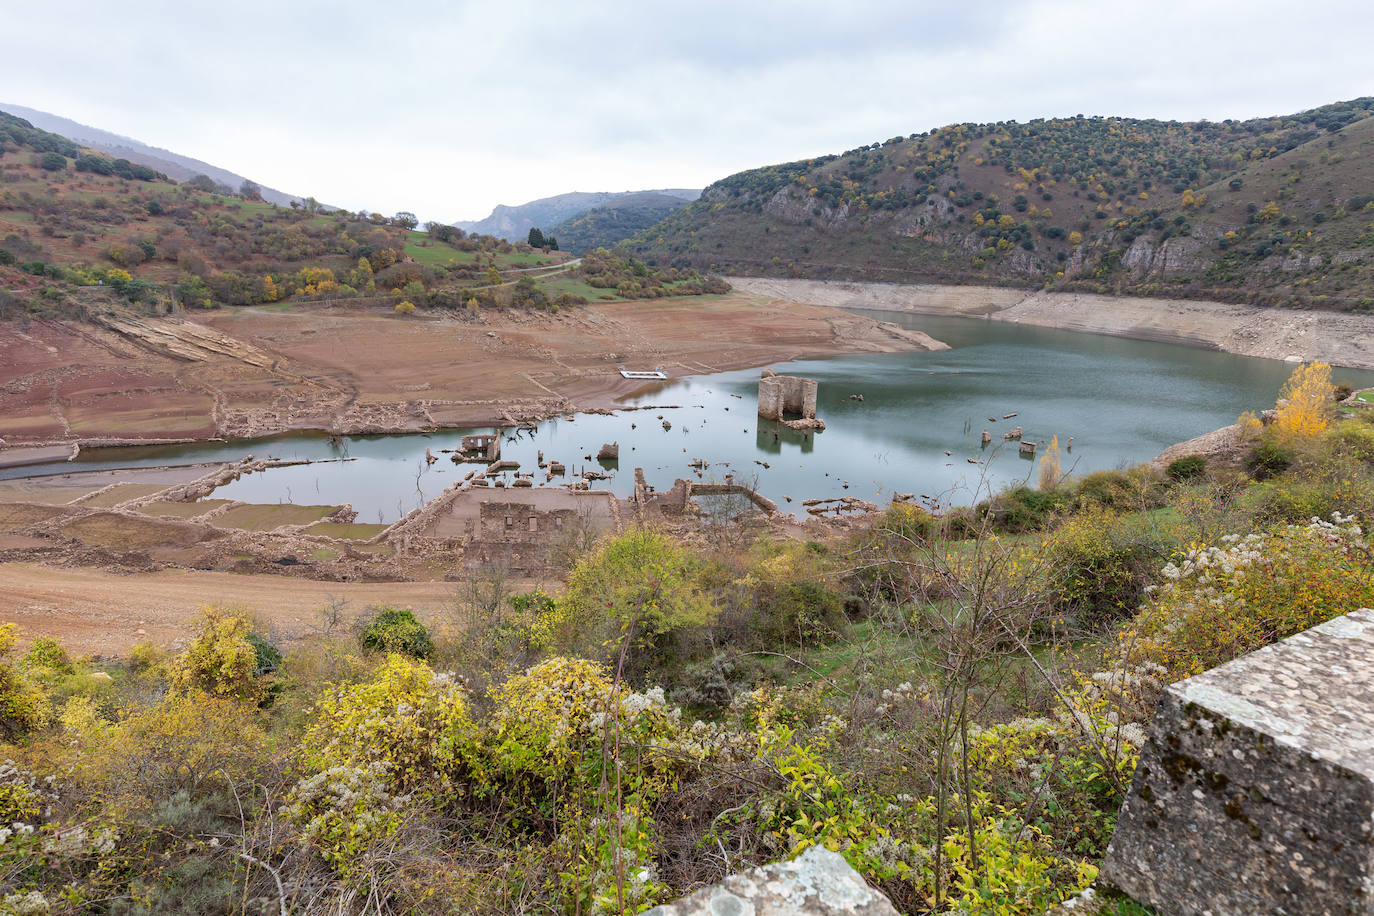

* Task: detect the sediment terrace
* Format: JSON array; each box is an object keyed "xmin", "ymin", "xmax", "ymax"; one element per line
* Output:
[
  {"xmin": 730, "ymin": 277, "xmax": 1374, "ymax": 370},
  {"xmin": 0, "ymin": 294, "xmax": 944, "ymax": 452}
]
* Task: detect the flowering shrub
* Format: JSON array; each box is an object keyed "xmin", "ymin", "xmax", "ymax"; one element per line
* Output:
[
  {"xmin": 282, "ymin": 763, "xmax": 410, "ymax": 880},
  {"xmin": 302, "ymin": 654, "xmax": 475, "ymax": 793},
  {"xmin": 1121, "ymin": 513, "xmax": 1373, "ymax": 682}
]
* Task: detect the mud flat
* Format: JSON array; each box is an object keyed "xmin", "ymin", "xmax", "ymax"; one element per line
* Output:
[
  {"xmin": 0, "ymin": 561, "xmax": 462, "ymax": 657},
  {"xmin": 0, "ymin": 294, "xmax": 946, "ymax": 451},
  {"xmin": 730, "ymin": 278, "xmax": 1374, "ymax": 370}
]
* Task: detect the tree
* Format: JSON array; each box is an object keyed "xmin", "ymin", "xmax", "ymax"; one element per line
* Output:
[
  {"xmin": 239, "ymin": 179, "xmax": 262, "ymax": 200},
  {"xmin": 39, "ymin": 151, "xmax": 66, "ymax": 171},
  {"xmin": 546, "ymin": 235, "xmax": 559, "ymax": 250},
  {"xmin": 394, "ymin": 211, "xmax": 418, "ymax": 229},
  {"xmin": 527, "ymin": 227, "xmax": 546, "ymax": 248},
  {"xmin": 1274, "ymin": 361, "xmax": 1333, "ymax": 438}
]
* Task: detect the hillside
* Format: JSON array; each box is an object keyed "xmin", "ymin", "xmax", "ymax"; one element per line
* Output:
[
  {"xmin": 457, "ymin": 188, "xmax": 698, "ymax": 241},
  {"xmin": 0, "ymin": 110, "xmax": 734, "ymax": 329},
  {"xmin": 0, "ymin": 102, "xmax": 304, "ymax": 207},
  {"xmin": 548, "ymin": 191, "xmax": 695, "ymax": 253},
  {"xmin": 626, "ymin": 98, "xmax": 1374, "ymax": 310}
]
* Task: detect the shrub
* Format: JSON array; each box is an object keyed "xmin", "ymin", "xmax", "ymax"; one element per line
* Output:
[
  {"xmin": 1166, "ymin": 454, "xmax": 1207, "ymax": 481},
  {"xmin": 358, "ymin": 606, "xmax": 433, "ymax": 659},
  {"xmin": 563, "ymin": 527, "xmax": 717, "ymax": 655},
  {"xmin": 39, "ymin": 151, "xmax": 65, "ymax": 171},
  {"xmin": 739, "ymin": 542, "xmax": 846, "ymax": 646},
  {"xmin": 1247, "ymin": 436, "xmax": 1292, "ymax": 479},
  {"xmin": 301, "ymin": 654, "xmax": 474, "ymax": 791},
  {"xmin": 1120, "ymin": 514, "xmax": 1374, "ymax": 682},
  {"xmin": 1046, "ymin": 511, "xmax": 1166, "ymax": 628},
  {"xmin": 166, "ymin": 608, "xmax": 262, "ymax": 701},
  {"xmin": 0, "ymin": 624, "xmax": 49, "ymax": 739}
]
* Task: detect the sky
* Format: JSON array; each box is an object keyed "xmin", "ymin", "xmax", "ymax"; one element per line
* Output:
[{"xmin": 3, "ymin": 0, "xmax": 1372, "ymax": 224}]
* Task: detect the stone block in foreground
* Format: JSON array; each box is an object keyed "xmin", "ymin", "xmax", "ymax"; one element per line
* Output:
[
  {"xmin": 641, "ymin": 846, "xmax": 898, "ymax": 916},
  {"xmin": 1101, "ymin": 607, "xmax": 1374, "ymax": 915}
]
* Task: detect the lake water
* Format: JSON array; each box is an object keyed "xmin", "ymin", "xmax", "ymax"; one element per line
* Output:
[{"xmin": 14, "ymin": 310, "xmax": 1374, "ymax": 521}]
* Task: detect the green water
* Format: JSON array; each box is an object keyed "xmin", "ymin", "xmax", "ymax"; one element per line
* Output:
[{"xmin": 18, "ymin": 310, "xmax": 1374, "ymax": 521}]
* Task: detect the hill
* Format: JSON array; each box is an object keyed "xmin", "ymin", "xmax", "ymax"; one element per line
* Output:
[
  {"xmin": 547, "ymin": 191, "xmax": 695, "ymax": 253},
  {"xmin": 0, "ymin": 102, "xmax": 304, "ymax": 207},
  {"xmin": 457, "ymin": 188, "xmax": 698, "ymax": 241},
  {"xmin": 626, "ymin": 98, "xmax": 1374, "ymax": 310},
  {"xmin": 0, "ymin": 110, "xmax": 729, "ymax": 323}
]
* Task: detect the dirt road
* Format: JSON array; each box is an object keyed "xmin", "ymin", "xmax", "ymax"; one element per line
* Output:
[{"xmin": 0, "ymin": 562, "xmax": 464, "ymax": 657}]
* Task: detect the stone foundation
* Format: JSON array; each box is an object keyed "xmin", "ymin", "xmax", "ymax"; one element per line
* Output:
[{"xmin": 1101, "ymin": 607, "xmax": 1374, "ymax": 915}]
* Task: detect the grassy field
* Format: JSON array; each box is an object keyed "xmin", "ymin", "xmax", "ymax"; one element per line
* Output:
[
  {"xmin": 137, "ymin": 499, "xmax": 233, "ymax": 518},
  {"xmin": 215, "ymin": 504, "xmax": 337, "ymax": 531},
  {"xmin": 304, "ymin": 520, "xmax": 390, "ymax": 540}
]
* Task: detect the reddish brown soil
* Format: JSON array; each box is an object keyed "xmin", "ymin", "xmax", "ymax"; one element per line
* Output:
[
  {"xmin": 0, "ymin": 562, "xmax": 463, "ymax": 657},
  {"xmin": 1, "ymin": 293, "xmax": 939, "ymax": 447}
]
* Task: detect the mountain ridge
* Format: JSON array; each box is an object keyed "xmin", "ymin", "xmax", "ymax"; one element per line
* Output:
[
  {"xmin": 456, "ymin": 188, "xmax": 698, "ymax": 241},
  {"xmin": 1, "ymin": 102, "xmax": 305, "ymax": 207},
  {"xmin": 625, "ymin": 97, "xmax": 1374, "ymax": 311}
]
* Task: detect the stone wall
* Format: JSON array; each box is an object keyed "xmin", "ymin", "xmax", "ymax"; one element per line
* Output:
[
  {"xmin": 759, "ymin": 371, "xmax": 818, "ymax": 421},
  {"xmin": 1100, "ymin": 607, "xmax": 1374, "ymax": 915}
]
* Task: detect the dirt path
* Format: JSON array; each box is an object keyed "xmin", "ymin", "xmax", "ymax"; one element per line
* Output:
[
  {"xmin": 730, "ymin": 277, "xmax": 1374, "ymax": 370},
  {"xmin": 0, "ymin": 562, "xmax": 463, "ymax": 657}
]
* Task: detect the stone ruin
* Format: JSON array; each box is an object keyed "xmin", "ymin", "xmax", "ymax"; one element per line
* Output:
[
  {"xmin": 645, "ymin": 846, "xmax": 897, "ymax": 916},
  {"xmin": 1101, "ymin": 606, "xmax": 1374, "ymax": 914},
  {"xmin": 759, "ymin": 369, "xmax": 824, "ymax": 430}
]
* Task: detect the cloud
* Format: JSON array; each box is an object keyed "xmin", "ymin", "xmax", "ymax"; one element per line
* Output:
[{"xmin": 1, "ymin": 0, "xmax": 1370, "ymax": 222}]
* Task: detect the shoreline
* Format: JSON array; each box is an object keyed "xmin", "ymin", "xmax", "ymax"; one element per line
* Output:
[
  {"xmin": 729, "ymin": 277, "xmax": 1374, "ymax": 371},
  {"xmin": 0, "ymin": 294, "xmax": 945, "ymax": 455}
]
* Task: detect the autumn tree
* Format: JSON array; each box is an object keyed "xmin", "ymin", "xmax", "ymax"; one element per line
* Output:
[{"xmin": 1274, "ymin": 361, "xmax": 1333, "ymax": 438}]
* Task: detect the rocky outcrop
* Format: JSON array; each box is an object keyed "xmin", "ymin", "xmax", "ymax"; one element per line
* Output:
[
  {"xmin": 1101, "ymin": 607, "xmax": 1374, "ymax": 915},
  {"xmin": 642, "ymin": 847, "xmax": 898, "ymax": 916}
]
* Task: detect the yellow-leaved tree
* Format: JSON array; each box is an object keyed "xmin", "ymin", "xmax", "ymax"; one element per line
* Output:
[{"xmin": 1274, "ymin": 361, "xmax": 1333, "ymax": 438}]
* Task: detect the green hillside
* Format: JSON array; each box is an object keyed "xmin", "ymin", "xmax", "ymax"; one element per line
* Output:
[
  {"xmin": 548, "ymin": 191, "xmax": 695, "ymax": 254},
  {"xmin": 626, "ymin": 98, "xmax": 1374, "ymax": 310},
  {"xmin": 0, "ymin": 110, "xmax": 580, "ymax": 317}
]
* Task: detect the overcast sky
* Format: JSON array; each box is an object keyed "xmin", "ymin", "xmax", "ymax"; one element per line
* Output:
[{"xmin": 3, "ymin": 0, "xmax": 1371, "ymax": 223}]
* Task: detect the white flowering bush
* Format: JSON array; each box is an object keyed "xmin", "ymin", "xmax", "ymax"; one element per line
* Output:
[
  {"xmin": 282, "ymin": 762, "xmax": 410, "ymax": 880},
  {"xmin": 302, "ymin": 653, "xmax": 476, "ymax": 794},
  {"xmin": 1119, "ymin": 513, "xmax": 1373, "ymax": 682}
]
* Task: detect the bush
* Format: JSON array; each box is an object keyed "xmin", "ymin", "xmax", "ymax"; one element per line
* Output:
[
  {"xmin": 1046, "ymin": 511, "xmax": 1167, "ymax": 628},
  {"xmin": 986, "ymin": 485, "xmax": 1066, "ymax": 532},
  {"xmin": 39, "ymin": 151, "xmax": 65, "ymax": 171},
  {"xmin": 1121, "ymin": 514, "xmax": 1374, "ymax": 682},
  {"xmin": 0, "ymin": 624, "xmax": 50, "ymax": 739},
  {"xmin": 563, "ymin": 527, "xmax": 717, "ymax": 656},
  {"xmin": 358, "ymin": 606, "xmax": 433, "ymax": 659},
  {"xmin": 167, "ymin": 608, "xmax": 263, "ymax": 701},
  {"xmin": 1166, "ymin": 454, "xmax": 1207, "ymax": 481},
  {"xmin": 1247, "ymin": 437, "xmax": 1293, "ymax": 479},
  {"xmin": 301, "ymin": 653, "xmax": 474, "ymax": 791}
]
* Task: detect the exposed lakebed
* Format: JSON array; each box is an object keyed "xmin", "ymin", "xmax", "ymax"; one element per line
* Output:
[{"xmin": 14, "ymin": 311, "xmax": 1374, "ymax": 521}]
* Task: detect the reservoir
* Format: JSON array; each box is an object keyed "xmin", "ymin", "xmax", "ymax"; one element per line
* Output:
[{"xmin": 12, "ymin": 310, "xmax": 1374, "ymax": 521}]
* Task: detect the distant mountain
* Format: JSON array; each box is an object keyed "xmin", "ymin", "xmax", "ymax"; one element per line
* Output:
[
  {"xmin": 457, "ymin": 189, "xmax": 699, "ymax": 241},
  {"xmin": 0, "ymin": 103, "xmax": 304, "ymax": 207},
  {"xmin": 548, "ymin": 192, "xmax": 696, "ymax": 254},
  {"xmin": 626, "ymin": 98, "xmax": 1374, "ymax": 311}
]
